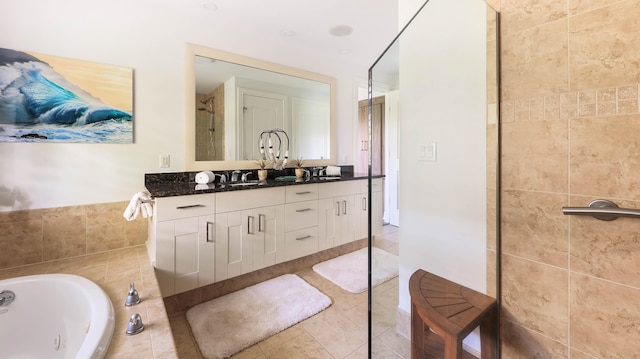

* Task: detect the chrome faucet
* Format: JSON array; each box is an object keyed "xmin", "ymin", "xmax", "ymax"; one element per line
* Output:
[
  {"xmin": 241, "ymin": 171, "xmax": 253, "ymax": 182},
  {"xmin": 230, "ymin": 170, "xmax": 242, "ymax": 182},
  {"xmin": 312, "ymin": 167, "xmax": 325, "ymax": 177},
  {"xmin": 214, "ymin": 173, "xmax": 226, "ymax": 183}
]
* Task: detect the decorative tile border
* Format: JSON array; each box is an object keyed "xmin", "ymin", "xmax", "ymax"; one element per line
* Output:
[{"xmin": 501, "ymin": 84, "xmax": 640, "ymax": 122}]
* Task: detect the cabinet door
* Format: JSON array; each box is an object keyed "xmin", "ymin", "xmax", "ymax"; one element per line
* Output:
[
  {"xmin": 318, "ymin": 197, "xmax": 338, "ymax": 250},
  {"xmin": 215, "ymin": 211, "xmax": 251, "ymax": 282},
  {"xmin": 319, "ymin": 195, "xmax": 357, "ymax": 248},
  {"xmin": 249, "ymin": 205, "xmax": 285, "ymax": 270},
  {"xmin": 156, "ymin": 214, "xmax": 215, "ymax": 296}
]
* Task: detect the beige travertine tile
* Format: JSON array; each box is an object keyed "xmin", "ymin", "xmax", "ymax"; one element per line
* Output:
[
  {"xmin": 530, "ymin": 97, "xmax": 545, "ymax": 121},
  {"xmin": 1, "ymin": 219, "xmax": 43, "ymax": 269},
  {"xmin": 545, "ymin": 94, "xmax": 561, "ymax": 121},
  {"xmin": 502, "ymin": 190, "xmax": 569, "ymax": 268},
  {"xmin": 486, "ymin": 249, "xmax": 497, "ymax": 298},
  {"xmin": 500, "ymin": 319, "xmax": 568, "ymax": 358},
  {"xmin": 617, "ymin": 83, "xmax": 638, "ymax": 99},
  {"xmin": 617, "ymin": 98, "xmax": 638, "ymax": 114},
  {"xmin": 168, "ymin": 314, "xmax": 202, "ymax": 359},
  {"xmin": 263, "ymin": 331, "xmax": 333, "ymax": 359},
  {"xmin": 501, "ymin": 100, "xmax": 515, "ymax": 123},
  {"xmin": 486, "ymin": 188, "xmax": 497, "ymax": 250},
  {"xmin": 43, "ymin": 215, "xmax": 86, "ymax": 261},
  {"xmin": 569, "ymin": 348, "xmax": 599, "ymax": 359},
  {"xmin": 560, "ymin": 92, "xmax": 578, "ymax": 119},
  {"xmin": 579, "ymin": 89, "xmax": 596, "ymax": 117},
  {"xmin": 501, "ymin": 20, "xmax": 568, "ymax": 101},
  {"xmin": 501, "ymin": 254, "xmax": 568, "ymax": 342},
  {"xmin": 569, "ymin": 197, "xmax": 640, "ymax": 287},
  {"xmin": 500, "ymin": 0, "xmax": 566, "ymax": 35},
  {"xmin": 257, "ymin": 325, "xmax": 305, "ymax": 354},
  {"xmin": 570, "ymin": 273, "xmax": 640, "ymax": 357},
  {"xmin": 0, "ymin": 208, "xmax": 43, "ymax": 224},
  {"xmin": 301, "ymin": 306, "xmax": 367, "ymax": 358},
  {"xmin": 86, "ymin": 209, "xmax": 126, "ymax": 253},
  {"xmin": 569, "ymin": 0, "xmax": 620, "ymax": 15},
  {"xmin": 126, "ymin": 216, "xmax": 148, "ymax": 247},
  {"xmin": 569, "ymin": 0, "xmax": 640, "ymax": 91},
  {"xmin": 501, "ymin": 120, "xmax": 569, "ymax": 192},
  {"xmin": 569, "ymin": 115, "xmax": 640, "ymax": 200},
  {"xmin": 515, "ymin": 98, "xmax": 530, "ymax": 122},
  {"xmin": 377, "ymin": 327, "xmax": 411, "ymax": 359}
]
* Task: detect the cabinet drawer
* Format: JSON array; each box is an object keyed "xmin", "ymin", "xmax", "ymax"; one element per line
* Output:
[
  {"xmin": 155, "ymin": 193, "xmax": 215, "ymax": 221},
  {"xmin": 285, "ymin": 200, "xmax": 318, "ymax": 232},
  {"xmin": 285, "ymin": 227, "xmax": 319, "ymax": 261},
  {"xmin": 216, "ymin": 187, "xmax": 285, "ymax": 213},
  {"xmin": 285, "ymin": 184, "xmax": 319, "ymax": 203},
  {"xmin": 360, "ymin": 178, "xmax": 383, "ymax": 193},
  {"xmin": 318, "ymin": 180, "xmax": 360, "ymax": 199}
]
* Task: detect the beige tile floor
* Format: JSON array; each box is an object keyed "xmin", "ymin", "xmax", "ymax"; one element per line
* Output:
[{"xmin": 169, "ymin": 225, "xmax": 410, "ymax": 359}]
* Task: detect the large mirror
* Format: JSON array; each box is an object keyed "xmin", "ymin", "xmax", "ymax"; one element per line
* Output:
[{"xmin": 185, "ymin": 43, "xmax": 336, "ymax": 171}]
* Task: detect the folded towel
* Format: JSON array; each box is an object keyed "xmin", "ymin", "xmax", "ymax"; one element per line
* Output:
[
  {"xmin": 195, "ymin": 171, "xmax": 215, "ymax": 184},
  {"xmin": 325, "ymin": 165, "xmax": 341, "ymax": 176},
  {"xmin": 123, "ymin": 192, "xmax": 153, "ymax": 221}
]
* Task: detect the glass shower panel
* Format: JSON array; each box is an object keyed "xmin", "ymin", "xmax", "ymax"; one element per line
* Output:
[{"xmin": 368, "ymin": 0, "xmax": 499, "ymax": 357}]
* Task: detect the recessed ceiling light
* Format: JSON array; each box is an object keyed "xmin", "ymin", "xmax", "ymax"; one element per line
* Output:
[
  {"xmin": 200, "ymin": 0, "xmax": 218, "ymax": 11},
  {"xmin": 329, "ymin": 25, "xmax": 354, "ymax": 37}
]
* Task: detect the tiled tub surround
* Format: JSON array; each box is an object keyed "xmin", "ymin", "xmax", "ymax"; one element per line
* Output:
[
  {"xmin": 500, "ymin": 0, "xmax": 640, "ymax": 357},
  {"xmin": 0, "ymin": 246, "xmax": 177, "ymax": 358}
]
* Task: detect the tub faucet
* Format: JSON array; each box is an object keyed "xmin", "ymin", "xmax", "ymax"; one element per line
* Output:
[
  {"xmin": 124, "ymin": 282, "xmax": 140, "ymax": 306},
  {"xmin": 312, "ymin": 167, "xmax": 325, "ymax": 177},
  {"xmin": 0, "ymin": 290, "xmax": 15, "ymax": 307},
  {"xmin": 126, "ymin": 313, "xmax": 144, "ymax": 335},
  {"xmin": 231, "ymin": 170, "xmax": 242, "ymax": 182}
]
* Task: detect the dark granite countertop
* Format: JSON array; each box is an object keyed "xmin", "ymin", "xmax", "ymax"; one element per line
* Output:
[{"xmin": 145, "ymin": 166, "xmax": 383, "ymax": 198}]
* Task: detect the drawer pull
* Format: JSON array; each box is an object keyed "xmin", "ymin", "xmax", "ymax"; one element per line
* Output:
[
  {"xmin": 296, "ymin": 235, "xmax": 312, "ymax": 241},
  {"xmin": 362, "ymin": 197, "xmax": 367, "ymax": 211},
  {"xmin": 336, "ymin": 201, "xmax": 340, "ymax": 216},
  {"xmin": 343, "ymin": 200, "xmax": 347, "ymax": 215},
  {"xmin": 247, "ymin": 216, "xmax": 255, "ymax": 235},
  {"xmin": 176, "ymin": 204, "xmax": 205, "ymax": 210},
  {"xmin": 296, "ymin": 191, "xmax": 311, "ymax": 195},
  {"xmin": 258, "ymin": 214, "xmax": 265, "ymax": 232},
  {"xmin": 296, "ymin": 208, "xmax": 312, "ymax": 213},
  {"xmin": 206, "ymin": 221, "xmax": 215, "ymax": 243}
]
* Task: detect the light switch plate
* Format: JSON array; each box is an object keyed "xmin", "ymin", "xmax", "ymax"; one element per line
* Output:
[
  {"xmin": 160, "ymin": 154, "xmax": 170, "ymax": 168},
  {"xmin": 418, "ymin": 142, "xmax": 437, "ymax": 162}
]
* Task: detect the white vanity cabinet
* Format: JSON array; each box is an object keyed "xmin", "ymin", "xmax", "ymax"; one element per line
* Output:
[
  {"xmin": 152, "ymin": 193, "xmax": 216, "ymax": 297},
  {"xmin": 357, "ymin": 178, "xmax": 384, "ymax": 239},
  {"xmin": 284, "ymin": 184, "xmax": 320, "ymax": 260},
  {"xmin": 318, "ymin": 181, "xmax": 360, "ymax": 249},
  {"xmin": 214, "ymin": 187, "xmax": 285, "ymax": 282}
]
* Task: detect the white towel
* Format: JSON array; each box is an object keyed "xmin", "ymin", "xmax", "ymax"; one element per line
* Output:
[
  {"xmin": 325, "ymin": 165, "xmax": 341, "ymax": 176},
  {"xmin": 195, "ymin": 171, "xmax": 215, "ymax": 184},
  {"xmin": 123, "ymin": 192, "xmax": 153, "ymax": 221}
]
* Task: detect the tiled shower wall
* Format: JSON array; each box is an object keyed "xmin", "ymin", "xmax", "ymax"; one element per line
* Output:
[
  {"xmin": 500, "ymin": 0, "xmax": 640, "ymax": 357},
  {"xmin": 0, "ymin": 202, "xmax": 147, "ymax": 270}
]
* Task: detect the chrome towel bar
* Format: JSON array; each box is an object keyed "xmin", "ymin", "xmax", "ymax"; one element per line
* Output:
[{"xmin": 562, "ymin": 199, "xmax": 640, "ymax": 221}]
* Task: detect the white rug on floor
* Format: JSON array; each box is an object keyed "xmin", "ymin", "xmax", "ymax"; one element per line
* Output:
[
  {"xmin": 186, "ymin": 274, "xmax": 331, "ymax": 359},
  {"xmin": 312, "ymin": 247, "xmax": 398, "ymax": 294}
]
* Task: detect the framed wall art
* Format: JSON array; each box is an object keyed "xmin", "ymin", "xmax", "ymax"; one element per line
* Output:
[{"xmin": 0, "ymin": 48, "xmax": 133, "ymax": 143}]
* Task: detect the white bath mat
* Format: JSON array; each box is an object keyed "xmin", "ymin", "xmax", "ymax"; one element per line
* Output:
[
  {"xmin": 312, "ymin": 247, "xmax": 398, "ymax": 294},
  {"xmin": 186, "ymin": 274, "xmax": 331, "ymax": 359}
]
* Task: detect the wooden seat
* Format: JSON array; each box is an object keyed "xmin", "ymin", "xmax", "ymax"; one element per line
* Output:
[{"xmin": 409, "ymin": 269, "xmax": 497, "ymax": 359}]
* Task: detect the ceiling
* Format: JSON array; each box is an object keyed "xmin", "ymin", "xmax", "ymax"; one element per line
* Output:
[{"xmin": 166, "ymin": 0, "xmax": 400, "ymax": 71}]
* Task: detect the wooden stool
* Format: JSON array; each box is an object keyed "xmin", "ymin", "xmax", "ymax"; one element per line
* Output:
[{"xmin": 409, "ymin": 269, "xmax": 496, "ymax": 359}]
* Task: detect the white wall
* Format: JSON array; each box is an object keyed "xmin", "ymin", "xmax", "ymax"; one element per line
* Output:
[
  {"xmin": 397, "ymin": 0, "xmax": 487, "ymax": 311},
  {"xmin": 0, "ymin": 0, "xmax": 370, "ymax": 211}
]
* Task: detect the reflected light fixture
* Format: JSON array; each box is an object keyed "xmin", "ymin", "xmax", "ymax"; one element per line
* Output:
[{"xmin": 329, "ymin": 25, "xmax": 354, "ymax": 37}]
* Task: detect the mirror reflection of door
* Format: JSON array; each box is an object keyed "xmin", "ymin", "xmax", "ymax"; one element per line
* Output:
[
  {"xmin": 240, "ymin": 90, "xmax": 287, "ymax": 161},
  {"xmin": 358, "ymin": 96, "xmax": 385, "ymax": 175}
]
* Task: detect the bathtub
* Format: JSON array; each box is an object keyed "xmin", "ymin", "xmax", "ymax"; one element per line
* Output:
[{"xmin": 0, "ymin": 274, "xmax": 115, "ymax": 359}]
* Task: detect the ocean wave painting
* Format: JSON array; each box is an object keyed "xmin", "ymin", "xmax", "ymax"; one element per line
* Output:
[{"xmin": 0, "ymin": 48, "xmax": 133, "ymax": 143}]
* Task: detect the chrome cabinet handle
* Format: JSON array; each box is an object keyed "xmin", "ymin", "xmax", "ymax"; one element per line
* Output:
[
  {"xmin": 296, "ymin": 191, "xmax": 311, "ymax": 195},
  {"xmin": 342, "ymin": 200, "xmax": 347, "ymax": 215},
  {"xmin": 296, "ymin": 208, "xmax": 311, "ymax": 213},
  {"xmin": 247, "ymin": 215, "xmax": 255, "ymax": 234},
  {"xmin": 362, "ymin": 197, "xmax": 367, "ymax": 211},
  {"xmin": 206, "ymin": 221, "xmax": 215, "ymax": 242},
  {"xmin": 176, "ymin": 204, "xmax": 205, "ymax": 210},
  {"xmin": 258, "ymin": 214, "xmax": 265, "ymax": 232},
  {"xmin": 336, "ymin": 201, "xmax": 340, "ymax": 216},
  {"xmin": 296, "ymin": 235, "xmax": 312, "ymax": 241}
]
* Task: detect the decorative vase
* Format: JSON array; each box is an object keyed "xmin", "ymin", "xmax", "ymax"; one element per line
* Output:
[
  {"xmin": 258, "ymin": 169, "xmax": 268, "ymax": 181},
  {"xmin": 295, "ymin": 168, "xmax": 304, "ymax": 178}
]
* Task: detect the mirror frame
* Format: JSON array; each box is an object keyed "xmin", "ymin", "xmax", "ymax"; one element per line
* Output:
[{"xmin": 185, "ymin": 43, "xmax": 337, "ymax": 171}]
